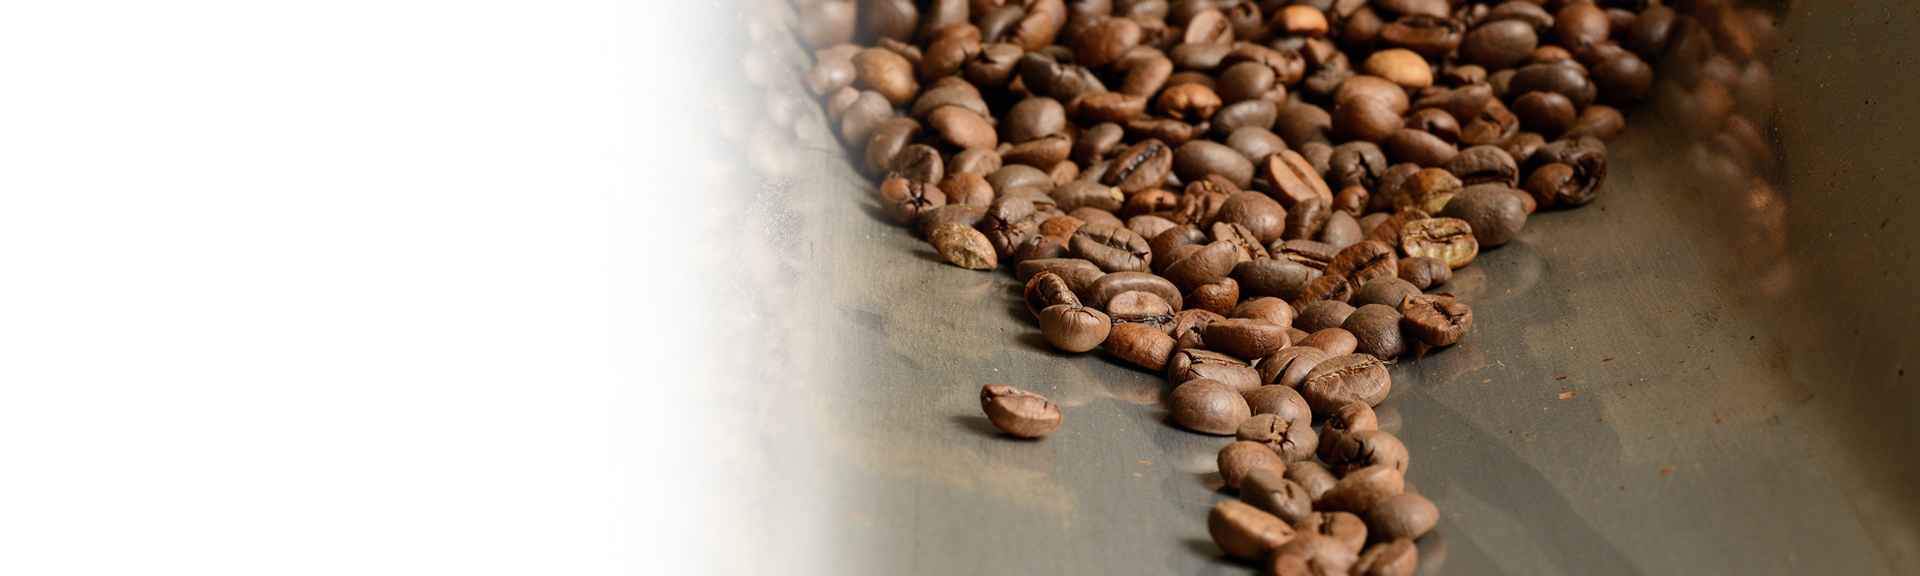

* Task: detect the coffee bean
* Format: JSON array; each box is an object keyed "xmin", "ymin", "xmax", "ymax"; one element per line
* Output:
[
  {"xmin": 1103, "ymin": 139, "xmax": 1175, "ymax": 193},
  {"xmin": 1324, "ymin": 239, "xmax": 1400, "ymax": 288},
  {"xmin": 1232, "ymin": 258, "xmax": 1318, "ymax": 300},
  {"xmin": 927, "ymin": 221, "xmax": 998, "ymax": 270},
  {"xmin": 1168, "ymin": 378, "xmax": 1252, "ymax": 434},
  {"xmin": 796, "ymin": 1, "xmax": 858, "ymax": 49},
  {"xmin": 1088, "ymin": 271, "xmax": 1183, "ymax": 310},
  {"xmin": 1295, "ymin": 300, "xmax": 1357, "ymax": 333},
  {"xmin": 1400, "ymin": 217, "xmax": 1478, "ymax": 268},
  {"xmin": 1316, "ymin": 464, "xmax": 1405, "ymax": 513},
  {"xmin": 1295, "ymin": 510, "xmax": 1369, "ymax": 555},
  {"xmin": 1269, "ymin": 532, "xmax": 1359, "ymax": 576},
  {"xmin": 1237, "ymin": 413, "xmax": 1316, "ymax": 463},
  {"xmin": 1168, "ymin": 348, "xmax": 1260, "ymax": 391},
  {"xmin": 1069, "ymin": 222, "xmax": 1153, "ymax": 273},
  {"xmin": 1256, "ymin": 346, "xmax": 1330, "ymax": 388},
  {"xmin": 1168, "ymin": 307, "xmax": 1226, "ymax": 339},
  {"xmin": 979, "ymin": 384, "xmax": 1064, "ymax": 438},
  {"xmin": 1512, "ymin": 90, "xmax": 1577, "ymax": 138},
  {"xmin": 1219, "ymin": 440, "xmax": 1288, "ymax": 490},
  {"xmin": 1106, "ymin": 290, "xmax": 1176, "ymax": 333},
  {"xmin": 1297, "ymin": 327, "xmax": 1359, "ymax": 356},
  {"xmin": 1353, "ymin": 538, "xmax": 1419, "ymax": 576},
  {"xmin": 1208, "ymin": 500, "xmax": 1298, "ymax": 560},
  {"xmin": 1039, "ymin": 303, "xmax": 1112, "ymax": 352},
  {"xmin": 1437, "ymin": 183, "xmax": 1527, "ymax": 246},
  {"xmin": 981, "ymin": 195, "xmax": 1040, "ymax": 256},
  {"xmin": 1395, "ymin": 255, "xmax": 1450, "ymax": 289},
  {"xmin": 1275, "ymin": 239, "xmax": 1337, "ymax": 271},
  {"xmin": 1204, "ymin": 318, "xmax": 1292, "ymax": 360},
  {"xmin": 1325, "ymin": 429, "xmax": 1409, "ymax": 475},
  {"xmin": 1024, "ymin": 270, "xmax": 1083, "ymax": 318},
  {"xmin": 1444, "ymin": 145, "xmax": 1519, "ymax": 187},
  {"xmin": 1399, "ymin": 293, "xmax": 1472, "ymax": 346},
  {"xmin": 1320, "ymin": 211, "xmax": 1365, "ymax": 249},
  {"xmin": 853, "ymin": 47, "xmax": 920, "ymax": 105},
  {"xmin": 880, "ymin": 176, "xmax": 947, "ymax": 225},
  {"xmin": 1261, "ymin": 149, "xmax": 1335, "ymax": 208},
  {"xmin": 1300, "ymin": 353, "xmax": 1392, "ymax": 413},
  {"xmin": 1241, "ymin": 467, "xmax": 1315, "ymax": 524},
  {"xmin": 1364, "ymin": 492, "xmax": 1438, "ymax": 542},
  {"xmin": 1461, "ymin": 19, "xmax": 1538, "ymax": 70},
  {"xmin": 1104, "ymin": 321, "xmax": 1176, "ymax": 370},
  {"xmin": 1342, "ymin": 303, "xmax": 1407, "ymax": 359},
  {"xmin": 1352, "ymin": 276, "xmax": 1421, "ymax": 309},
  {"xmin": 928, "ymin": 105, "xmax": 999, "ymax": 150},
  {"xmin": 1189, "ymin": 278, "xmax": 1240, "ymax": 316}
]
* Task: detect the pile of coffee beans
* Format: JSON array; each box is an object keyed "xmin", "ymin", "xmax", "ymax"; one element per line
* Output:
[{"xmin": 792, "ymin": 0, "xmax": 1771, "ymax": 571}]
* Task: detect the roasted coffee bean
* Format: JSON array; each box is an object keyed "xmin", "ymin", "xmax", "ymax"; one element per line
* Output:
[
  {"xmin": 1395, "ymin": 255, "xmax": 1451, "ymax": 289},
  {"xmin": 880, "ymin": 176, "xmax": 947, "ymax": 225},
  {"xmin": 1205, "ymin": 318, "xmax": 1292, "ymax": 360},
  {"xmin": 1089, "ymin": 271, "xmax": 1184, "ymax": 310},
  {"xmin": 981, "ymin": 195, "xmax": 1040, "ymax": 256},
  {"xmin": 1209, "ymin": 99, "xmax": 1279, "ymax": 137},
  {"xmin": 1512, "ymin": 90, "xmax": 1577, "ymax": 138},
  {"xmin": 1269, "ymin": 532, "xmax": 1360, "ymax": 576},
  {"xmin": 1295, "ymin": 300, "xmax": 1357, "ymax": 333},
  {"xmin": 1362, "ymin": 48, "xmax": 1431, "ymax": 89},
  {"xmin": 1162, "ymin": 240, "xmax": 1242, "ymax": 293},
  {"xmin": 1208, "ymin": 500, "xmax": 1298, "ymax": 560},
  {"xmin": 1287, "ymin": 460, "xmax": 1339, "ymax": 503},
  {"xmin": 1024, "ymin": 270, "xmax": 1082, "ymax": 318},
  {"xmin": 1341, "ymin": 304, "xmax": 1406, "ymax": 359},
  {"xmin": 1232, "ymin": 258, "xmax": 1318, "ymax": 301},
  {"xmin": 1257, "ymin": 346, "xmax": 1330, "ymax": 388},
  {"xmin": 918, "ymin": 203, "xmax": 988, "ymax": 238},
  {"xmin": 1391, "ymin": 167, "xmax": 1461, "ymax": 214},
  {"xmin": 1048, "ymin": 181, "xmax": 1123, "ymax": 214},
  {"xmin": 1241, "ymin": 468, "xmax": 1315, "ymax": 524},
  {"xmin": 1403, "ymin": 107, "xmax": 1461, "ymax": 144},
  {"xmin": 1509, "ymin": 62, "xmax": 1596, "ymax": 109},
  {"xmin": 1365, "ymin": 492, "xmax": 1438, "ymax": 542},
  {"xmin": 1238, "ymin": 412, "xmax": 1317, "ymax": 463},
  {"xmin": 1321, "ymin": 211, "xmax": 1364, "ymax": 249},
  {"xmin": 1324, "ymin": 240, "xmax": 1399, "ymax": 288},
  {"xmin": 1354, "ymin": 539, "xmax": 1419, "ymax": 576},
  {"xmin": 1189, "ymin": 278, "xmax": 1241, "ymax": 316},
  {"xmin": 1325, "ymin": 429, "xmax": 1409, "ymax": 475},
  {"xmin": 1460, "ymin": 18, "xmax": 1537, "ymax": 70},
  {"xmin": 1352, "ymin": 276, "xmax": 1421, "ymax": 309},
  {"xmin": 1281, "ymin": 196, "xmax": 1333, "ymax": 242},
  {"xmin": 1104, "ymin": 321, "xmax": 1176, "ymax": 370},
  {"xmin": 1169, "ymin": 348, "xmax": 1260, "ymax": 391},
  {"xmin": 928, "ymin": 221, "xmax": 998, "ymax": 270},
  {"xmin": 1168, "ymin": 308, "xmax": 1227, "ymax": 341},
  {"xmin": 852, "ymin": 46, "xmax": 920, "ymax": 105},
  {"xmin": 1168, "ymin": 378, "xmax": 1253, "ymax": 434},
  {"xmin": 1038, "ymin": 215, "xmax": 1087, "ymax": 241},
  {"xmin": 1004, "ymin": 134, "xmax": 1073, "ymax": 169},
  {"xmin": 862, "ymin": 118, "xmax": 923, "ymax": 178},
  {"xmin": 1069, "ymin": 222, "xmax": 1153, "ymax": 273},
  {"xmin": 1316, "ymin": 464, "xmax": 1405, "ymax": 513},
  {"xmin": 1103, "ymin": 139, "xmax": 1175, "ymax": 193},
  {"xmin": 1438, "ymin": 183, "xmax": 1528, "ymax": 246},
  {"xmin": 1400, "ymin": 216, "xmax": 1478, "ymax": 268},
  {"xmin": 1212, "ymin": 221, "xmax": 1272, "ymax": 260},
  {"xmin": 1385, "ymin": 128, "xmax": 1457, "ymax": 168},
  {"xmin": 1016, "ymin": 257, "xmax": 1103, "ymax": 295},
  {"xmin": 1261, "ymin": 149, "xmax": 1335, "ymax": 208},
  {"xmin": 1297, "ymin": 327, "xmax": 1359, "ymax": 357},
  {"xmin": 939, "ymin": 172, "xmax": 996, "ymax": 207},
  {"xmin": 1444, "ymin": 145, "xmax": 1519, "ymax": 187},
  {"xmin": 1275, "ymin": 239, "xmax": 1338, "ymax": 271},
  {"xmin": 1565, "ymin": 103, "xmax": 1627, "ymax": 143},
  {"xmin": 1127, "ymin": 214, "xmax": 1178, "ymax": 241},
  {"xmin": 1400, "ymin": 293, "xmax": 1473, "ymax": 346},
  {"xmin": 979, "ymin": 384, "xmax": 1064, "ymax": 437},
  {"xmin": 1173, "ymin": 140, "xmax": 1255, "ymax": 188},
  {"xmin": 1039, "ymin": 304, "xmax": 1112, "ymax": 352},
  {"xmin": 1229, "ymin": 296, "xmax": 1295, "ymax": 325},
  {"xmin": 947, "ymin": 146, "xmax": 1003, "ymax": 177},
  {"xmin": 1300, "ymin": 353, "xmax": 1392, "ymax": 413},
  {"xmin": 1106, "ymin": 290, "xmax": 1176, "ymax": 332},
  {"xmin": 1326, "ymin": 401, "xmax": 1379, "ymax": 437},
  {"xmin": 1214, "ymin": 191, "xmax": 1288, "ymax": 244},
  {"xmin": 1295, "ymin": 510, "xmax": 1369, "ymax": 555},
  {"xmin": 1219, "ymin": 440, "xmax": 1288, "ymax": 490}
]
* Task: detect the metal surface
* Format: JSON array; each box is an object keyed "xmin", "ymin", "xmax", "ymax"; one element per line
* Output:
[{"xmin": 726, "ymin": 1, "xmax": 1920, "ymax": 574}]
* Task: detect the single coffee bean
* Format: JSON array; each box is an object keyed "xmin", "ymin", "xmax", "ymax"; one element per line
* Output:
[
  {"xmin": 1400, "ymin": 216, "xmax": 1478, "ymax": 268},
  {"xmin": 1104, "ymin": 139, "xmax": 1175, "ymax": 193},
  {"xmin": 880, "ymin": 176, "xmax": 948, "ymax": 225},
  {"xmin": 1237, "ymin": 412, "xmax": 1316, "ymax": 463},
  {"xmin": 1274, "ymin": 239, "xmax": 1337, "ymax": 271},
  {"xmin": 1325, "ymin": 429, "xmax": 1410, "ymax": 475},
  {"xmin": 1395, "ymin": 255, "xmax": 1451, "ymax": 289},
  {"xmin": 1327, "ymin": 141, "xmax": 1388, "ymax": 192},
  {"xmin": 1341, "ymin": 303, "xmax": 1407, "ymax": 359},
  {"xmin": 1443, "ymin": 145, "xmax": 1519, "ymax": 187},
  {"xmin": 1069, "ymin": 222, "xmax": 1153, "ymax": 273},
  {"xmin": 981, "ymin": 195, "xmax": 1040, "ymax": 257},
  {"xmin": 1172, "ymin": 140, "xmax": 1255, "ymax": 189},
  {"xmin": 1104, "ymin": 321, "xmax": 1176, "ymax": 370},
  {"xmin": 1088, "ymin": 271, "xmax": 1183, "ymax": 310},
  {"xmin": 1295, "ymin": 510, "xmax": 1369, "ymax": 555},
  {"xmin": 927, "ymin": 221, "xmax": 998, "ymax": 270},
  {"xmin": 1168, "ymin": 348, "xmax": 1261, "ymax": 391},
  {"xmin": 1039, "ymin": 304, "xmax": 1111, "ymax": 352},
  {"xmin": 1261, "ymin": 149, "xmax": 1335, "ymax": 208},
  {"xmin": 1168, "ymin": 378, "xmax": 1252, "ymax": 435},
  {"xmin": 1168, "ymin": 308, "xmax": 1227, "ymax": 341},
  {"xmin": 1300, "ymin": 353, "xmax": 1392, "ymax": 413},
  {"xmin": 1189, "ymin": 278, "xmax": 1240, "ymax": 316},
  {"xmin": 1219, "ymin": 440, "xmax": 1288, "ymax": 490},
  {"xmin": 1298, "ymin": 327, "xmax": 1360, "ymax": 356},
  {"xmin": 1353, "ymin": 538, "xmax": 1419, "ymax": 576},
  {"xmin": 1241, "ymin": 468, "xmax": 1315, "ymax": 524},
  {"xmin": 862, "ymin": 118, "xmax": 924, "ymax": 178},
  {"xmin": 1565, "ymin": 103, "xmax": 1627, "ymax": 142},
  {"xmin": 1323, "ymin": 240, "xmax": 1400, "ymax": 289},
  {"xmin": 1106, "ymin": 290, "xmax": 1176, "ymax": 333},
  {"xmin": 1391, "ymin": 167, "xmax": 1462, "ymax": 214},
  {"xmin": 939, "ymin": 172, "xmax": 996, "ymax": 207},
  {"xmin": 1460, "ymin": 18, "xmax": 1537, "ymax": 70},
  {"xmin": 1269, "ymin": 532, "xmax": 1359, "ymax": 576},
  {"xmin": 1352, "ymin": 276, "xmax": 1421, "ymax": 309},
  {"xmin": 1320, "ymin": 211, "xmax": 1365, "ymax": 250},
  {"xmin": 979, "ymin": 384, "xmax": 1064, "ymax": 438},
  {"xmin": 1286, "ymin": 460, "xmax": 1339, "ymax": 503},
  {"xmin": 1004, "ymin": 134, "xmax": 1073, "ymax": 169},
  {"xmin": 1222, "ymin": 295, "xmax": 1290, "ymax": 325},
  {"xmin": 917, "ymin": 203, "xmax": 987, "ymax": 238},
  {"xmin": 1327, "ymin": 401, "xmax": 1379, "ymax": 436},
  {"xmin": 852, "ymin": 46, "xmax": 921, "ymax": 105},
  {"xmin": 1512, "ymin": 90, "xmax": 1577, "ymax": 138},
  {"xmin": 1295, "ymin": 300, "xmax": 1357, "ymax": 333},
  {"xmin": 1212, "ymin": 221, "xmax": 1272, "ymax": 260},
  {"xmin": 1316, "ymin": 464, "xmax": 1405, "ymax": 513},
  {"xmin": 1024, "ymin": 270, "xmax": 1082, "ymax": 318},
  {"xmin": 1232, "ymin": 258, "xmax": 1317, "ymax": 300},
  {"xmin": 1364, "ymin": 492, "xmax": 1438, "ymax": 542},
  {"xmin": 947, "ymin": 146, "xmax": 1003, "ymax": 177},
  {"xmin": 1399, "ymin": 293, "xmax": 1473, "ymax": 346},
  {"xmin": 1209, "ymin": 99, "xmax": 1279, "ymax": 137},
  {"xmin": 1437, "ymin": 183, "xmax": 1527, "ymax": 246},
  {"xmin": 1205, "ymin": 318, "xmax": 1293, "ymax": 360},
  {"xmin": 1016, "ymin": 257, "xmax": 1103, "ymax": 293},
  {"xmin": 1208, "ymin": 500, "xmax": 1298, "ymax": 560},
  {"xmin": 1256, "ymin": 346, "xmax": 1330, "ymax": 388},
  {"xmin": 1038, "ymin": 215, "xmax": 1087, "ymax": 241}
]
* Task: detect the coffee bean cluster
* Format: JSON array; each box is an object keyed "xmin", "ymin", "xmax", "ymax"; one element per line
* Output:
[{"xmin": 797, "ymin": 0, "xmax": 1732, "ymax": 571}]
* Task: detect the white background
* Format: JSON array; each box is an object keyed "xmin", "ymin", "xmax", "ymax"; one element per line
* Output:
[{"xmin": 0, "ymin": 2, "xmax": 728, "ymax": 573}]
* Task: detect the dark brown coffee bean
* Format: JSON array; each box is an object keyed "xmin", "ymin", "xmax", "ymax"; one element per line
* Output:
[
  {"xmin": 1260, "ymin": 149, "xmax": 1335, "ymax": 208},
  {"xmin": 1402, "ymin": 107, "xmax": 1460, "ymax": 144},
  {"xmin": 1169, "ymin": 348, "xmax": 1260, "ymax": 391},
  {"xmin": 1048, "ymin": 180, "xmax": 1124, "ymax": 214},
  {"xmin": 1237, "ymin": 412, "xmax": 1317, "ymax": 463},
  {"xmin": 938, "ymin": 172, "xmax": 996, "ymax": 207},
  {"xmin": 1281, "ymin": 196, "xmax": 1333, "ymax": 242},
  {"xmin": 1391, "ymin": 167, "xmax": 1461, "ymax": 214},
  {"xmin": 981, "ymin": 195, "xmax": 1040, "ymax": 256},
  {"xmin": 1210, "ymin": 191, "xmax": 1285, "ymax": 244},
  {"xmin": 1172, "ymin": 140, "xmax": 1255, "ymax": 188},
  {"xmin": 1321, "ymin": 211, "xmax": 1364, "ymax": 249},
  {"xmin": 1325, "ymin": 429, "xmax": 1409, "ymax": 475},
  {"xmin": 880, "ymin": 176, "xmax": 947, "ymax": 225},
  {"xmin": 1016, "ymin": 257, "xmax": 1103, "ymax": 294},
  {"xmin": 919, "ymin": 35, "xmax": 982, "ymax": 80},
  {"xmin": 1341, "ymin": 304, "xmax": 1406, "ymax": 359},
  {"xmin": 1126, "ymin": 214, "xmax": 1177, "ymax": 242},
  {"xmin": 927, "ymin": 221, "xmax": 998, "ymax": 270},
  {"xmin": 1069, "ymin": 222, "xmax": 1152, "ymax": 273},
  {"xmin": 862, "ymin": 118, "xmax": 924, "ymax": 178},
  {"xmin": 1284, "ymin": 460, "xmax": 1338, "ymax": 502},
  {"xmin": 1269, "ymin": 532, "xmax": 1360, "ymax": 576},
  {"xmin": 1088, "ymin": 271, "xmax": 1183, "ymax": 311},
  {"xmin": 909, "ymin": 78, "xmax": 990, "ymax": 119},
  {"xmin": 1039, "ymin": 304, "xmax": 1111, "ymax": 352},
  {"xmin": 1159, "ymin": 240, "xmax": 1238, "ymax": 293},
  {"xmin": 1626, "ymin": 5, "xmax": 1677, "ymax": 60},
  {"xmin": 1352, "ymin": 276, "xmax": 1420, "ymax": 309},
  {"xmin": 1220, "ymin": 294, "xmax": 1286, "ymax": 324},
  {"xmin": 1353, "ymin": 538, "xmax": 1418, "ymax": 576},
  {"xmin": 1394, "ymin": 255, "xmax": 1450, "ymax": 289},
  {"xmin": 1167, "ymin": 307, "xmax": 1225, "ymax": 338},
  {"xmin": 1300, "ymin": 353, "xmax": 1391, "ymax": 413},
  {"xmin": 917, "ymin": 204, "xmax": 988, "ymax": 239},
  {"xmin": 1295, "ymin": 300, "xmax": 1357, "ymax": 333},
  {"xmin": 1103, "ymin": 139, "xmax": 1175, "ymax": 193},
  {"xmin": 1212, "ymin": 221, "xmax": 1271, "ymax": 260},
  {"xmin": 1316, "ymin": 464, "xmax": 1405, "ymax": 513},
  {"xmin": 1074, "ymin": 17, "xmax": 1141, "ymax": 68},
  {"xmin": 1257, "ymin": 346, "xmax": 1330, "ymax": 388},
  {"xmin": 1241, "ymin": 468, "xmax": 1314, "ymax": 524},
  {"xmin": 1399, "ymin": 293, "xmax": 1472, "ymax": 346},
  {"xmin": 1380, "ymin": 14, "xmax": 1464, "ymax": 59},
  {"xmin": 1384, "ymin": 128, "xmax": 1457, "ymax": 168},
  {"xmin": 1400, "ymin": 217, "xmax": 1477, "ymax": 268},
  {"xmin": 852, "ymin": 47, "xmax": 920, "ymax": 105},
  {"xmin": 888, "ymin": 143, "xmax": 945, "ymax": 185},
  {"xmin": 1205, "ymin": 318, "xmax": 1292, "ymax": 360},
  {"xmin": 1444, "ymin": 144, "xmax": 1519, "ymax": 187},
  {"xmin": 1460, "ymin": 18, "xmax": 1537, "ymax": 70},
  {"xmin": 1565, "ymin": 104, "xmax": 1626, "ymax": 143},
  {"xmin": 1220, "ymin": 440, "xmax": 1288, "ymax": 490},
  {"xmin": 1508, "ymin": 62, "xmax": 1596, "ymax": 109},
  {"xmin": 1275, "ymin": 239, "xmax": 1337, "ymax": 271},
  {"xmin": 947, "ymin": 146, "xmax": 1003, "ymax": 177},
  {"xmin": 1107, "ymin": 290, "xmax": 1176, "ymax": 333},
  {"xmin": 1037, "ymin": 215, "xmax": 1085, "ymax": 241},
  {"xmin": 1364, "ymin": 493, "xmax": 1438, "ymax": 542},
  {"xmin": 1512, "ymin": 90, "xmax": 1577, "ymax": 139},
  {"xmin": 1324, "ymin": 240, "xmax": 1399, "ymax": 288},
  {"xmin": 979, "ymin": 384, "xmax": 1063, "ymax": 438},
  {"xmin": 1208, "ymin": 500, "xmax": 1297, "ymax": 560},
  {"xmin": 838, "ymin": 90, "xmax": 894, "ymax": 146},
  {"xmin": 1437, "ymin": 183, "xmax": 1527, "ymax": 246},
  {"xmin": 1105, "ymin": 321, "xmax": 1175, "ymax": 370},
  {"xmin": 1233, "ymin": 258, "xmax": 1318, "ymax": 300},
  {"xmin": 1297, "ymin": 327, "xmax": 1359, "ymax": 357},
  {"xmin": 1275, "ymin": 101, "xmax": 1335, "ymax": 149},
  {"xmin": 1326, "ymin": 401, "xmax": 1379, "ymax": 437},
  {"xmin": 1168, "ymin": 378, "xmax": 1252, "ymax": 434},
  {"xmin": 1003, "ymin": 134, "xmax": 1073, "ymax": 169},
  {"xmin": 1552, "ymin": 2, "xmax": 1610, "ymax": 50}
]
